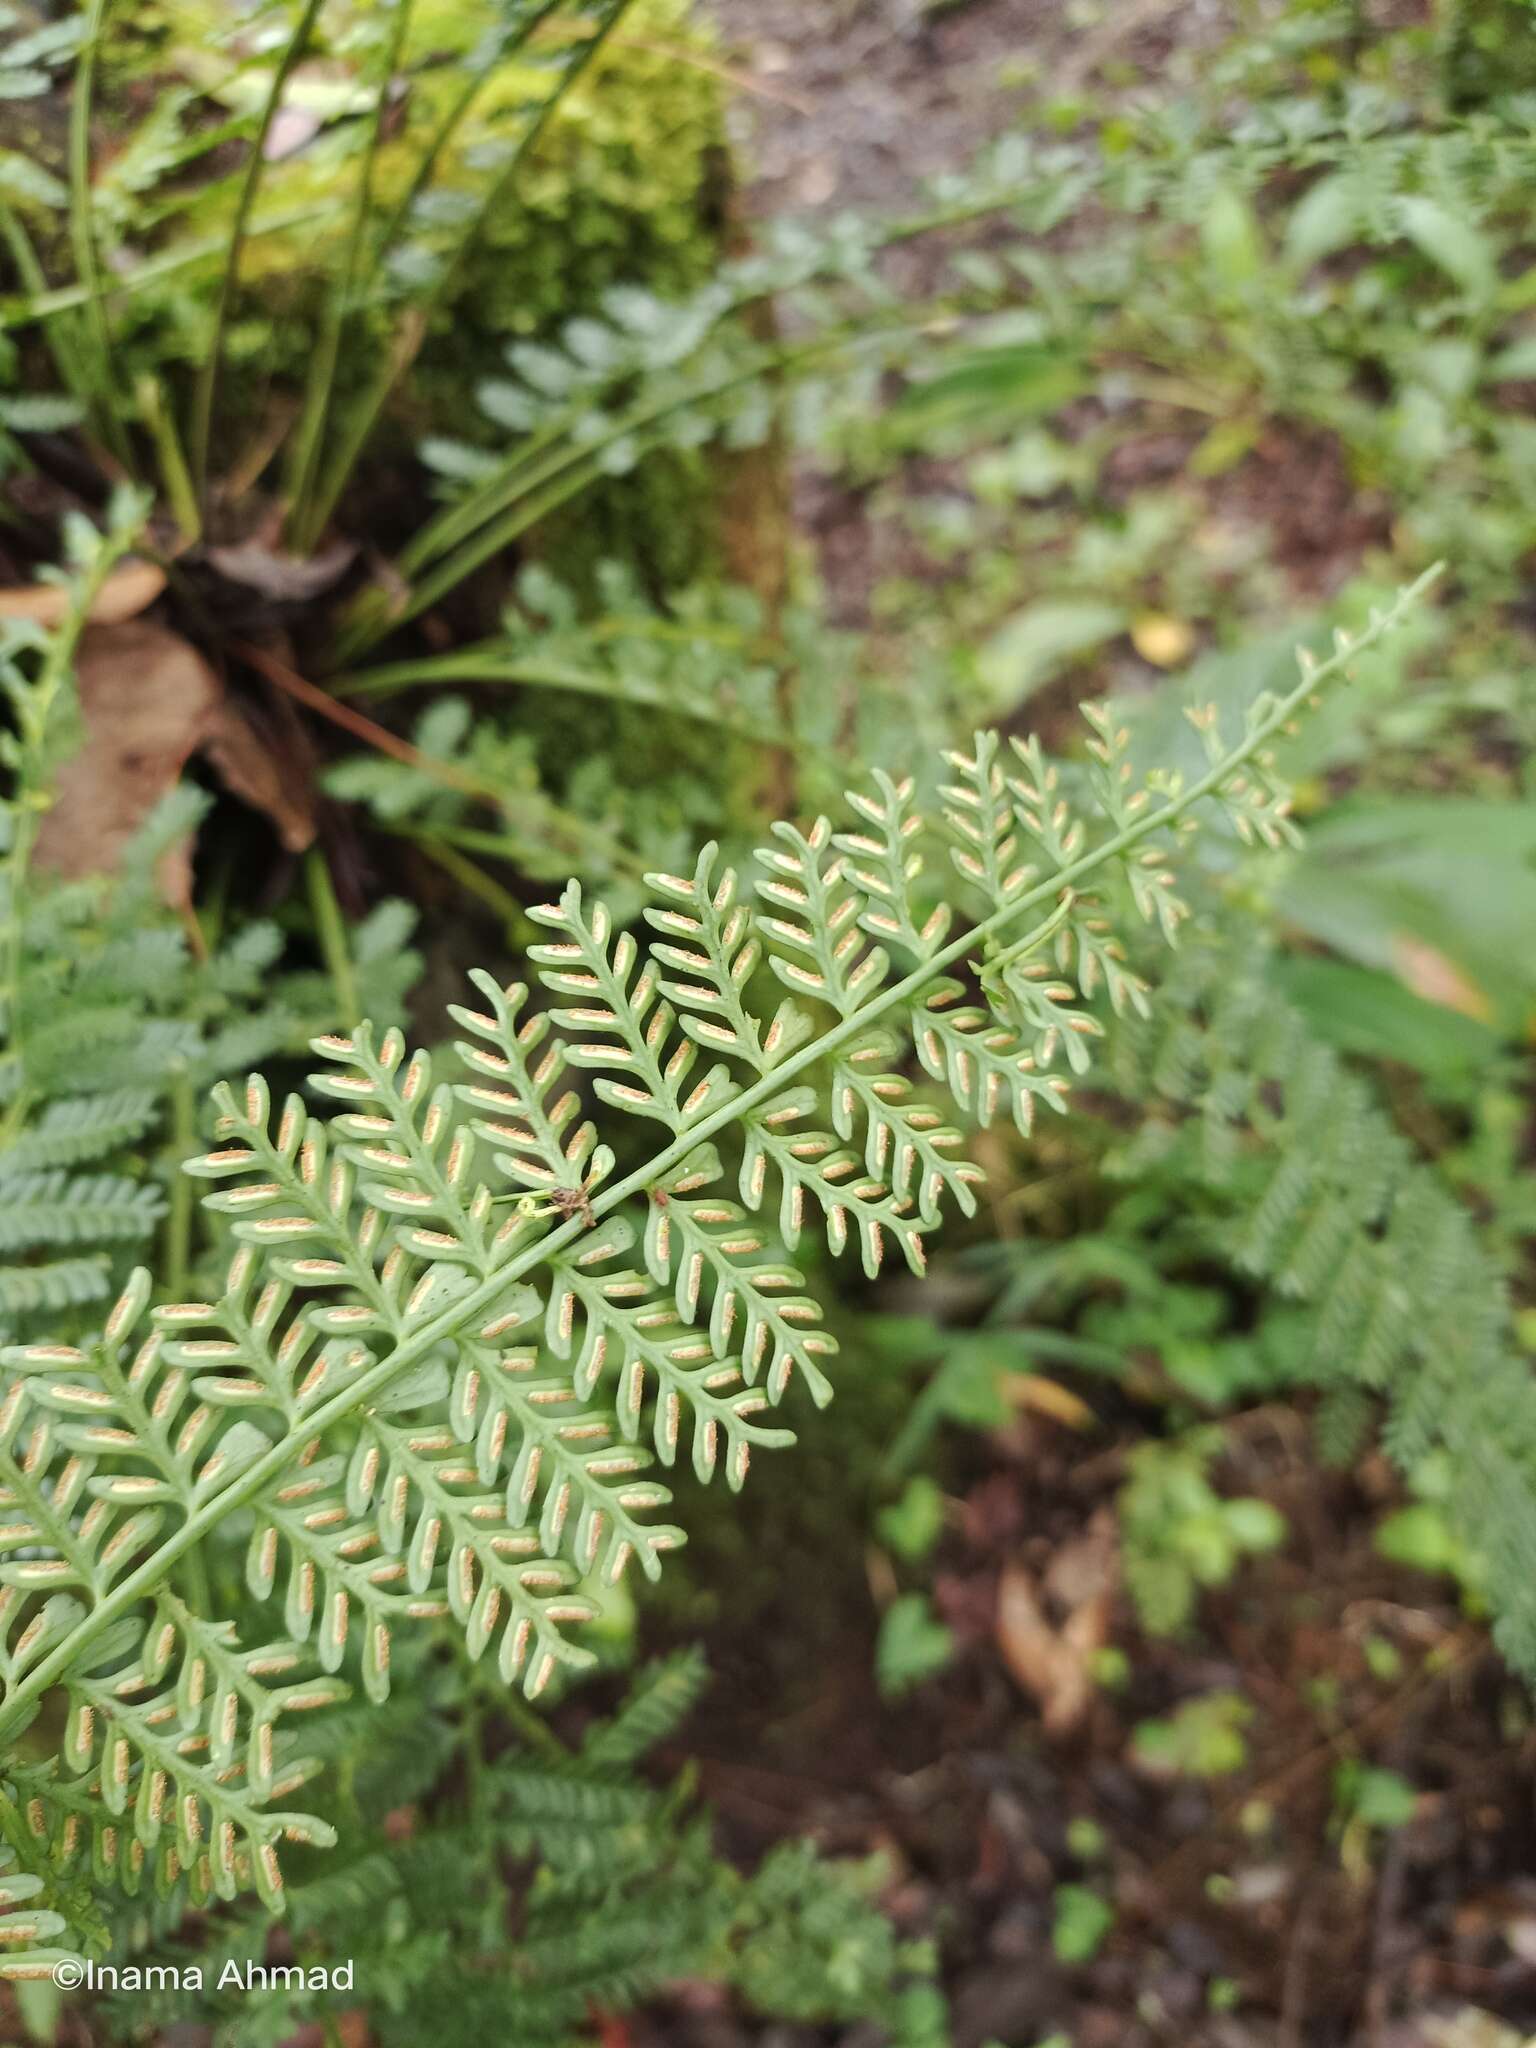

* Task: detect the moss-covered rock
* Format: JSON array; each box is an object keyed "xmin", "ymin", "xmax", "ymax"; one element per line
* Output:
[{"xmin": 113, "ymin": 0, "xmax": 724, "ymax": 391}]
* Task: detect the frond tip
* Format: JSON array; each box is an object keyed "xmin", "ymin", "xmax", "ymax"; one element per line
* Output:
[{"xmin": 0, "ymin": 566, "xmax": 1439, "ymax": 1940}]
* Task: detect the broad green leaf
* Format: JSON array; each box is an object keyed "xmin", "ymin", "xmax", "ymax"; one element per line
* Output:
[
  {"xmin": 1201, "ymin": 184, "xmax": 1263, "ymax": 286},
  {"xmin": 875, "ymin": 1594, "xmax": 954, "ymax": 1700},
  {"xmin": 1278, "ymin": 799, "xmax": 1536, "ymax": 1034},
  {"xmin": 1285, "ymin": 170, "xmax": 1360, "ymax": 270},
  {"xmin": 975, "ymin": 599, "xmax": 1124, "ymax": 710},
  {"xmin": 1486, "ymin": 336, "xmax": 1536, "ymax": 381},
  {"xmin": 887, "ymin": 344, "xmax": 1084, "ymax": 447},
  {"xmin": 1397, "ymin": 194, "xmax": 1497, "ymax": 301},
  {"xmin": 1273, "ymin": 957, "xmax": 1497, "ymax": 1086}
]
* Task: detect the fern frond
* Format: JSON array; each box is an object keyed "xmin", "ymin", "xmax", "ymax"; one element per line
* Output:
[
  {"xmin": 0, "ymin": 570, "xmax": 1437, "ymax": 1936},
  {"xmin": 0, "ymin": 1258, "xmax": 116, "ymax": 1319},
  {"xmin": 0, "ymin": 1172, "xmax": 163, "ymax": 1252},
  {"xmin": 580, "ymin": 1644, "xmax": 707, "ymax": 1770},
  {"xmin": 0, "ymin": 1277, "xmax": 341, "ymax": 1908},
  {"xmin": 1109, "ymin": 925, "xmax": 1536, "ymax": 1676},
  {"xmin": 0, "ymin": 1091, "xmax": 159, "ymax": 1173}
]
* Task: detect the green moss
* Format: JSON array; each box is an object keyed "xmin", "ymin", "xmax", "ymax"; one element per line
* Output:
[
  {"xmin": 430, "ymin": 0, "xmax": 726, "ymax": 343},
  {"xmin": 405, "ymin": 0, "xmax": 730, "ymax": 584},
  {"xmin": 123, "ymin": 0, "xmax": 725, "ymax": 395},
  {"xmin": 85, "ymin": 0, "xmax": 727, "ymax": 570}
]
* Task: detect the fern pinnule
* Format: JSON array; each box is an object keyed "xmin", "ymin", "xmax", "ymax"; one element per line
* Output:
[
  {"xmin": 0, "ymin": 1839, "xmax": 72, "ymax": 1981},
  {"xmin": 0, "ymin": 566, "xmax": 1437, "ymax": 1948}
]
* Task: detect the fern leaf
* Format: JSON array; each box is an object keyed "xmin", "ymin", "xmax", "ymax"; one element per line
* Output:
[
  {"xmin": 0, "ymin": 1257, "xmax": 115, "ymax": 1319},
  {"xmin": 0, "ymin": 1172, "xmax": 163, "ymax": 1252},
  {"xmin": 1109, "ymin": 918, "xmax": 1536, "ymax": 1681},
  {"xmin": 0, "ymin": 1092, "xmax": 158, "ymax": 1174},
  {"xmin": 0, "ymin": 569, "xmax": 1437, "ymax": 1933},
  {"xmin": 0, "ymin": 1280, "xmax": 339, "ymax": 1910},
  {"xmin": 580, "ymin": 1646, "xmax": 708, "ymax": 1770}
]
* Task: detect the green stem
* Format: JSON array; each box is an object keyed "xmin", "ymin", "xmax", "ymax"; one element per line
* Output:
[
  {"xmin": 67, "ymin": 0, "xmax": 130, "ymax": 464},
  {"xmin": 189, "ymin": 0, "xmax": 328, "ymax": 508},
  {"xmin": 0, "ymin": 207, "xmax": 331, "ymax": 333},
  {"xmin": 163, "ymin": 1065, "xmax": 197, "ymax": 1297},
  {"xmin": 392, "ymin": 423, "xmax": 579, "ymax": 583},
  {"xmin": 328, "ymin": 325, "xmax": 875, "ymax": 665},
  {"xmin": 0, "ymin": 568, "xmax": 1438, "ymax": 1743},
  {"xmin": 136, "ymin": 377, "xmax": 201, "ymax": 543},
  {"xmin": 366, "ymin": 28, "xmax": 521, "ymax": 268},
  {"xmin": 298, "ymin": 0, "xmax": 628, "ymax": 547},
  {"xmin": 389, "ymin": 830, "xmax": 531, "ymax": 936},
  {"xmin": 329, "ymin": 647, "xmax": 798, "ymax": 747},
  {"xmin": 284, "ymin": 0, "xmax": 417, "ymax": 550},
  {"xmin": 306, "ymin": 848, "xmax": 360, "ymax": 1030},
  {"xmin": 381, "ymin": 806, "xmax": 650, "ymax": 885},
  {"xmin": 0, "ymin": 205, "xmax": 92, "ymax": 413}
]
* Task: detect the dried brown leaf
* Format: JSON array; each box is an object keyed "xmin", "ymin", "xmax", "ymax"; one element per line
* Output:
[
  {"xmin": 1391, "ymin": 935, "xmax": 1492, "ymax": 1021},
  {"xmin": 0, "ymin": 558, "xmax": 165, "ymax": 628},
  {"xmin": 33, "ymin": 622, "xmax": 221, "ymax": 902},
  {"xmin": 200, "ymin": 696, "xmax": 318, "ymax": 855},
  {"xmin": 995, "ymin": 1514, "xmax": 1118, "ymax": 1736},
  {"xmin": 206, "ymin": 537, "xmax": 356, "ymax": 603},
  {"xmin": 31, "ymin": 621, "xmax": 316, "ymax": 906},
  {"xmin": 1004, "ymin": 1374, "xmax": 1096, "ymax": 1432}
]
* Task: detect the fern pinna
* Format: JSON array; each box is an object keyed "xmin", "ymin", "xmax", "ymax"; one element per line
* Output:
[{"xmin": 0, "ymin": 569, "xmax": 1436, "ymax": 1967}]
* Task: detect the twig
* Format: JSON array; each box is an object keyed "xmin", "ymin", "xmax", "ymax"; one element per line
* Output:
[
  {"xmin": 1364, "ymin": 1717, "xmax": 1419, "ymax": 2046},
  {"xmin": 1278, "ymin": 1871, "xmax": 1322, "ymax": 2048},
  {"xmin": 232, "ymin": 636, "xmax": 485, "ymax": 790},
  {"xmin": 233, "ymin": 639, "xmax": 651, "ymax": 881}
]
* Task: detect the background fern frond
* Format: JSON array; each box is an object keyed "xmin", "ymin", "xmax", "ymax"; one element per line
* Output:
[{"xmin": 1108, "ymin": 929, "xmax": 1536, "ymax": 1676}]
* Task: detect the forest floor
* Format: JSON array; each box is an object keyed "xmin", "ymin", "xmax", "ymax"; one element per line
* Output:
[{"xmin": 610, "ymin": 6, "xmax": 1536, "ymax": 2047}]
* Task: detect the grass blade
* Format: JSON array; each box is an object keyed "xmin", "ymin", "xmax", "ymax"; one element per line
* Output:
[
  {"xmin": 67, "ymin": 0, "xmax": 131, "ymax": 464},
  {"xmin": 188, "ymin": 0, "xmax": 328, "ymax": 510},
  {"xmin": 299, "ymin": 0, "xmax": 638, "ymax": 544},
  {"xmin": 283, "ymin": 0, "xmax": 417, "ymax": 551}
]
